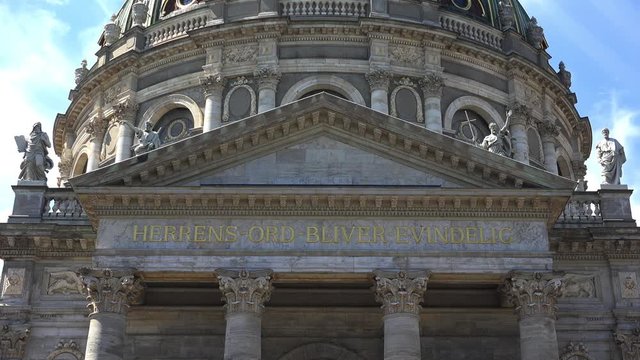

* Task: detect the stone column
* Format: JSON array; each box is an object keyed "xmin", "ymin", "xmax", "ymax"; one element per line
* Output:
[
  {"xmin": 86, "ymin": 116, "xmax": 107, "ymax": 171},
  {"xmin": 76, "ymin": 268, "xmax": 144, "ymax": 360},
  {"xmin": 614, "ymin": 328, "xmax": 640, "ymax": 360},
  {"xmin": 201, "ymin": 74, "xmax": 226, "ymax": 132},
  {"xmin": 419, "ymin": 74, "xmax": 444, "ymax": 133},
  {"xmin": 374, "ymin": 270, "xmax": 430, "ymax": 360},
  {"xmin": 113, "ymin": 101, "xmax": 138, "ymax": 162},
  {"xmin": 217, "ymin": 269, "xmax": 273, "ymax": 360},
  {"xmin": 254, "ymin": 67, "xmax": 281, "ymax": 113},
  {"xmin": 502, "ymin": 272, "xmax": 563, "ymax": 360},
  {"xmin": 537, "ymin": 120, "xmax": 560, "ymax": 174},
  {"xmin": 509, "ymin": 104, "xmax": 530, "ymax": 164},
  {"xmin": 366, "ymin": 69, "xmax": 391, "ymax": 114}
]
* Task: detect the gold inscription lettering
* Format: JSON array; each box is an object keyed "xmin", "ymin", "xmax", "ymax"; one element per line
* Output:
[
  {"xmin": 499, "ymin": 227, "xmax": 512, "ymax": 244},
  {"xmin": 132, "ymin": 225, "xmax": 147, "ymax": 242},
  {"xmin": 306, "ymin": 226, "xmax": 319, "ymax": 243}
]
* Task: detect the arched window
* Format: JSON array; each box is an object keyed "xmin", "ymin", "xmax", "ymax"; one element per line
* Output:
[
  {"xmin": 300, "ymin": 89, "xmax": 347, "ymax": 100},
  {"xmin": 527, "ymin": 127, "xmax": 543, "ymax": 167},
  {"xmin": 72, "ymin": 153, "xmax": 88, "ymax": 177},
  {"xmin": 450, "ymin": 109, "xmax": 490, "ymax": 144},
  {"xmin": 155, "ymin": 108, "xmax": 194, "ymax": 143}
]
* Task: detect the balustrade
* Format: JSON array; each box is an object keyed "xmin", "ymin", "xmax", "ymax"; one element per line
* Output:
[{"xmin": 280, "ymin": 0, "xmax": 369, "ymax": 17}]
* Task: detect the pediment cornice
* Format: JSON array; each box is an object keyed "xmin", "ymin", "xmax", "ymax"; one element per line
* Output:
[{"xmin": 69, "ymin": 93, "xmax": 577, "ymax": 191}]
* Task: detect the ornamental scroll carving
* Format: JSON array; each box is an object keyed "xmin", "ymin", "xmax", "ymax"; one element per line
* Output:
[
  {"xmin": 390, "ymin": 45, "xmax": 423, "ymax": 67},
  {"xmin": 85, "ymin": 116, "xmax": 108, "ymax": 140},
  {"xmin": 201, "ymin": 74, "xmax": 226, "ymax": 97},
  {"xmin": 373, "ymin": 270, "xmax": 430, "ymax": 315},
  {"xmin": 224, "ymin": 45, "xmax": 258, "ymax": 64},
  {"xmin": 0, "ymin": 325, "xmax": 30, "ymax": 360},
  {"xmin": 47, "ymin": 340, "xmax": 84, "ymax": 360},
  {"xmin": 560, "ymin": 342, "xmax": 593, "ymax": 360},
  {"xmin": 253, "ymin": 67, "xmax": 281, "ymax": 90},
  {"xmin": 216, "ymin": 269, "xmax": 273, "ymax": 314},
  {"xmin": 501, "ymin": 271, "xmax": 564, "ymax": 319},
  {"xmin": 390, "ymin": 78, "xmax": 424, "ymax": 123},
  {"xmin": 76, "ymin": 268, "xmax": 144, "ymax": 316},
  {"xmin": 222, "ymin": 77, "xmax": 257, "ymax": 123},
  {"xmin": 615, "ymin": 328, "xmax": 640, "ymax": 360},
  {"xmin": 112, "ymin": 100, "xmax": 139, "ymax": 123},
  {"xmin": 419, "ymin": 73, "xmax": 444, "ymax": 97}
]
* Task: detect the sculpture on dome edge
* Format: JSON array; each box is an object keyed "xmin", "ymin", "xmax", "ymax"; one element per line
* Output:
[
  {"xmin": 15, "ymin": 122, "xmax": 54, "ymax": 182},
  {"xmin": 122, "ymin": 120, "xmax": 163, "ymax": 155},
  {"xmin": 596, "ymin": 128, "xmax": 626, "ymax": 185}
]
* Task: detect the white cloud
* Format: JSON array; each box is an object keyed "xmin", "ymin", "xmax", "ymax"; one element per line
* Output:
[
  {"xmin": 45, "ymin": 0, "xmax": 70, "ymax": 5},
  {"xmin": 0, "ymin": 4, "xmax": 73, "ymax": 220}
]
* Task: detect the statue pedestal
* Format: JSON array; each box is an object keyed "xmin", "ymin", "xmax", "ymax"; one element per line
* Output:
[
  {"xmin": 598, "ymin": 184, "xmax": 635, "ymax": 226},
  {"xmin": 8, "ymin": 181, "xmax": 48, "ymax": 223}
]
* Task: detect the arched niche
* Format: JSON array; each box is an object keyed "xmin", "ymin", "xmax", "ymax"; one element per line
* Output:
[
  {"xmin": 281, "ymin": 75, "xmax": 366, "ymax": 106},
  {"xmin": 527, "ymin": 127, "xmax": 544, "ymax": 167},
  {"xmin": 444, "ymin": 96, "xmax": 505, "ymax": 133},
  {"xmin": 557, "ymin": 154, "xmax": 574, "ymax": 180},
  {"xmin": 140, "ymin": 94, "xmax": 203, "ymax": 129},
  {"xmin": 450, "ymin": 109, "xmax": 491, "ymax": 145},
  {"xmin": 71, "ymin": 152, "xmax": 89, "ymax": 177},
  {"xmin": 223, "ymin": 78, "xmax": 257, "ymax": 123},
  {"xmin": 278, "ymin": 343, "xmax": 365, "ymax": 360},
  {"xmin": 390, "ymin": 80, "xmax": 423, "ymax": 123}
]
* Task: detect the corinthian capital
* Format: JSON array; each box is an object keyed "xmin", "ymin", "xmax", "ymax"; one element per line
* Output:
[
  {"xmin": 76, "ymin": 268, "xmax": 144, "ymax": 316},
  {"xmin": 85, "ymin": 116, "xmax": 108, "ymax": 140},
  {"xmin": 201, "ymin": 74, "xmax": 227, "ymax": 96},
  {"xmin": 536, "ymin": 119, "xmax": 560, "ymax": 139},
  {"xmin": 0, "ymin": 325, "xmax": 30, "ymax": 360},
  {"xmin": 253, "ymin": 67, "xmax": 281, "ymax": 90},
  {"xmin": 420, "ymin": 73, "xmax": 444, "ymax": 97},
  {"xmin": 508, "ymin": 103, "xmax": 531, "ymax": 126},
  {"xmin": 217, "ymin": 269, "xmax": 273, "ymax": 315},
  {"xmin": 374, "ymin": 270, "xmax": 430, "ymax": 315},
  {"xmin": 614, "ymin": 328, "xmax": 640, "ymax": 360},
  {"xmin": 501, "ymin": 272, "xmax": 563, "ymax": 320},
  {"xmin": 112, "ymin": 100, "xmax": 139, "ymax": 123},
  {"xmin": 366, "ymin": 69, "xmax": 391, "ymax": 91}
]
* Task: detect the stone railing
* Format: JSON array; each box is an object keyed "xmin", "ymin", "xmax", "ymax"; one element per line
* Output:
[
  {"xmin": 42, "ymin": 188, "xmax": 86, "ymax": 220},
  {"xmin": 280, "ymin": 0, "xmax": 369, "ymax": 17},
  {"xmin": 144, "ymin": 9, "xmax": 209, "ymax": 49},
  {"xmin": 439, "ymin": 12, "xmax": 503, "ymax": 51},
  {"xmin": 556, "ymin": 193, "xmax": 603, "ymax": 225}
]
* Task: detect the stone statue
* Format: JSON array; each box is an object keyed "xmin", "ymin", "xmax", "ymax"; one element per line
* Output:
[
  {"xmin": 477, "ymin": 110, "xmax": 512, "ymax": 157},
  {"xmin": 596, "ymin": 128, "xmax": 626, "ymax": 185},
  {"xmin": 498, "ymin": 1, "xmax": 515, "ymax": 30},
  {"xmin": 557, "ymin": 61, "xmax": 572, "ymax": 89},
  {"xmin": 15, "ymin": 122, "xmax": 54, "ymax": 181},
  {"xmin": 122, "ymin": 120, "xmax": 162, "ymax": 155},
  {"xmin": 74, "ymin": 59, "xmax": 89, "ymax": 85},
  {"xmin": 527, "ymin": 16, "xmax": 545, "ymax": 50}
]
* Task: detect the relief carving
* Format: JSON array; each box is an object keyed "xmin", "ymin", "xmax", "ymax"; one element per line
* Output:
[
  {"xmin": 224, "ymin": 45, "xmax": 258, "ymax": 64},
  {"xmin": 620, "ymin": 272, "xmax": 640, "ymax": 299},
  {"xmin": 390, "ymin": 45, "xmax": 423, "ymax": 67},
  {"xmin": 47, "ymin": 340, "xmax": 84, "ymax": 360},
  {"xmin": 2, "ymin": 269, "xmax": 25, "ymax": 297},
  {"xmin": 560, "ymin": 342, "xmax": 593, "ymax": 360},
  {"xmin": 47, "ymin": 271, "xmax": 83, "ymax": 296},
  {"xmin": 561, "ymin": 274, "xmax": 596, "ymax": 299}
]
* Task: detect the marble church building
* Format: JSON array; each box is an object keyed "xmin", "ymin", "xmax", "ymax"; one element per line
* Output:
[{"xmin": 1, "ymin": 0, "xmax": 639, "ymax": 359}]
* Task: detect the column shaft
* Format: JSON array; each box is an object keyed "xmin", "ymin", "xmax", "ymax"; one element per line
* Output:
[
  {"xmin": 519, "ymin": 316, "xmax": 560, "ymax": 360},
  {"xmin": 371, "ymin": 89, "xmax": 389, "ymax": 114},
  {"xmin": 203, "ymin": 92, "xmax": 223, "ymax": 132},
  {"xmin": 420, "ymin": 74, "xmax": 444, "ymax": 133},
  {"xmin": 510, "ymin": 123, "xmax": 528, "ymax": 163},
  {"xmin": 258, "ymin": 87, "xmax": 276, "ymax": 113},
  {"xmin": 224, "ymin": 312, "xmax": 262, "ymax": 360},
  {"xmin": 383, "ymin": 313, "xmax": 421, "ymax": 360},
  {"xmin": 115, "ymin": 123, "xmax": 133, "ymax": 162},
  {"xmin": 85, "ymin": 313, "xmax": 126, "ymax": 360},
  {"xmin": 254, "ymin": 67, "xmax": 280, "ymax": 113},
  {"xmin": 542, "ymin": 138, "xmax": 558, "ymax": 174},
  {"xmin": 87, "ymin": 137, "xmax": 102, "ymax": 171}
]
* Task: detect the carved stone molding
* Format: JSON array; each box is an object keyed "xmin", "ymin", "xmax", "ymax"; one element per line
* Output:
[
  {"xmin": 112, "ymin": 100, "xmax": 139, "ymax": 123},
  {"xmin": 501, "ymin": 271, "xmax": 564, "ymax": 319},
  {"xmin": 560, "ymin": 342, "xmax": 593, "ymax": 360},
  {"xmin": 76, "ymin": 268, "xmax": 144, "ymax": 316},
  {"xmin": 366, "ymin": 69, "xmax": 391, "ymax": 91},
  {"xmin": 224, "ymin": 45, "xmax": 258, "ymax": 64},
  {"xmin": 373, "ymin": 270, "xmax": 430, "ymax": 315},
  {"xmin": 615, "ymin": 328, "xmax": 640, "ymax": 360},
  {"xmin": 390, "ymin": 44, "xmax": 423, "ymax": 67},
  {"xmin": 253, "ymin": 67, "xmax": 281, "ymax": 90},
  {"xmin": 47, "ymin": 340, "xmax": 84, "ymax": 360},
  {"xmin": 216, "ymin": 269, "xmax": 273, "ymax": 315},
  {"xmin": 2, "ymin": 268, "xmax": 26, "ymax": 297},
  {"xmin": 420, "ymin": 73, "xmax": 444, "ymax": 97},
  {"xmin": 0, "ymin": 324, "xmax": 30, "ymax": 360},
  {"xmin": 200, "ymin": 74, "xmax": 227, "ymax": 97}
]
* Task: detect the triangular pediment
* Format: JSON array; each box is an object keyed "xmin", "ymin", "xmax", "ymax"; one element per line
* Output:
[{"xmin": 69, "ymin": 93, "xmax": 576, "ymax": 191}]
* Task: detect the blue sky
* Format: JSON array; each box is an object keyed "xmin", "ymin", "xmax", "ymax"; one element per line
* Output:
[{"xmin": 0, "ymin": 0, "xmax": 639, "ymax": 220}]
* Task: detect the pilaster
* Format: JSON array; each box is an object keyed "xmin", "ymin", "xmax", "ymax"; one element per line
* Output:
[{"xmin": 374, "ymin": 270, "xmax": 430, "ymax": 360}]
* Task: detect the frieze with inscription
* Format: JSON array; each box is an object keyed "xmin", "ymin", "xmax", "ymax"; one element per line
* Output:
[{"xmin": 97, "ymin": 218, "xmax": 549, "ymax": 252}]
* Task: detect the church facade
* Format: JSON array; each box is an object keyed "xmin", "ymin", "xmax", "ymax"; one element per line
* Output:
[{"xmin": 1, "ymin": 0, "xmax": 639, "ymax": 359}]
